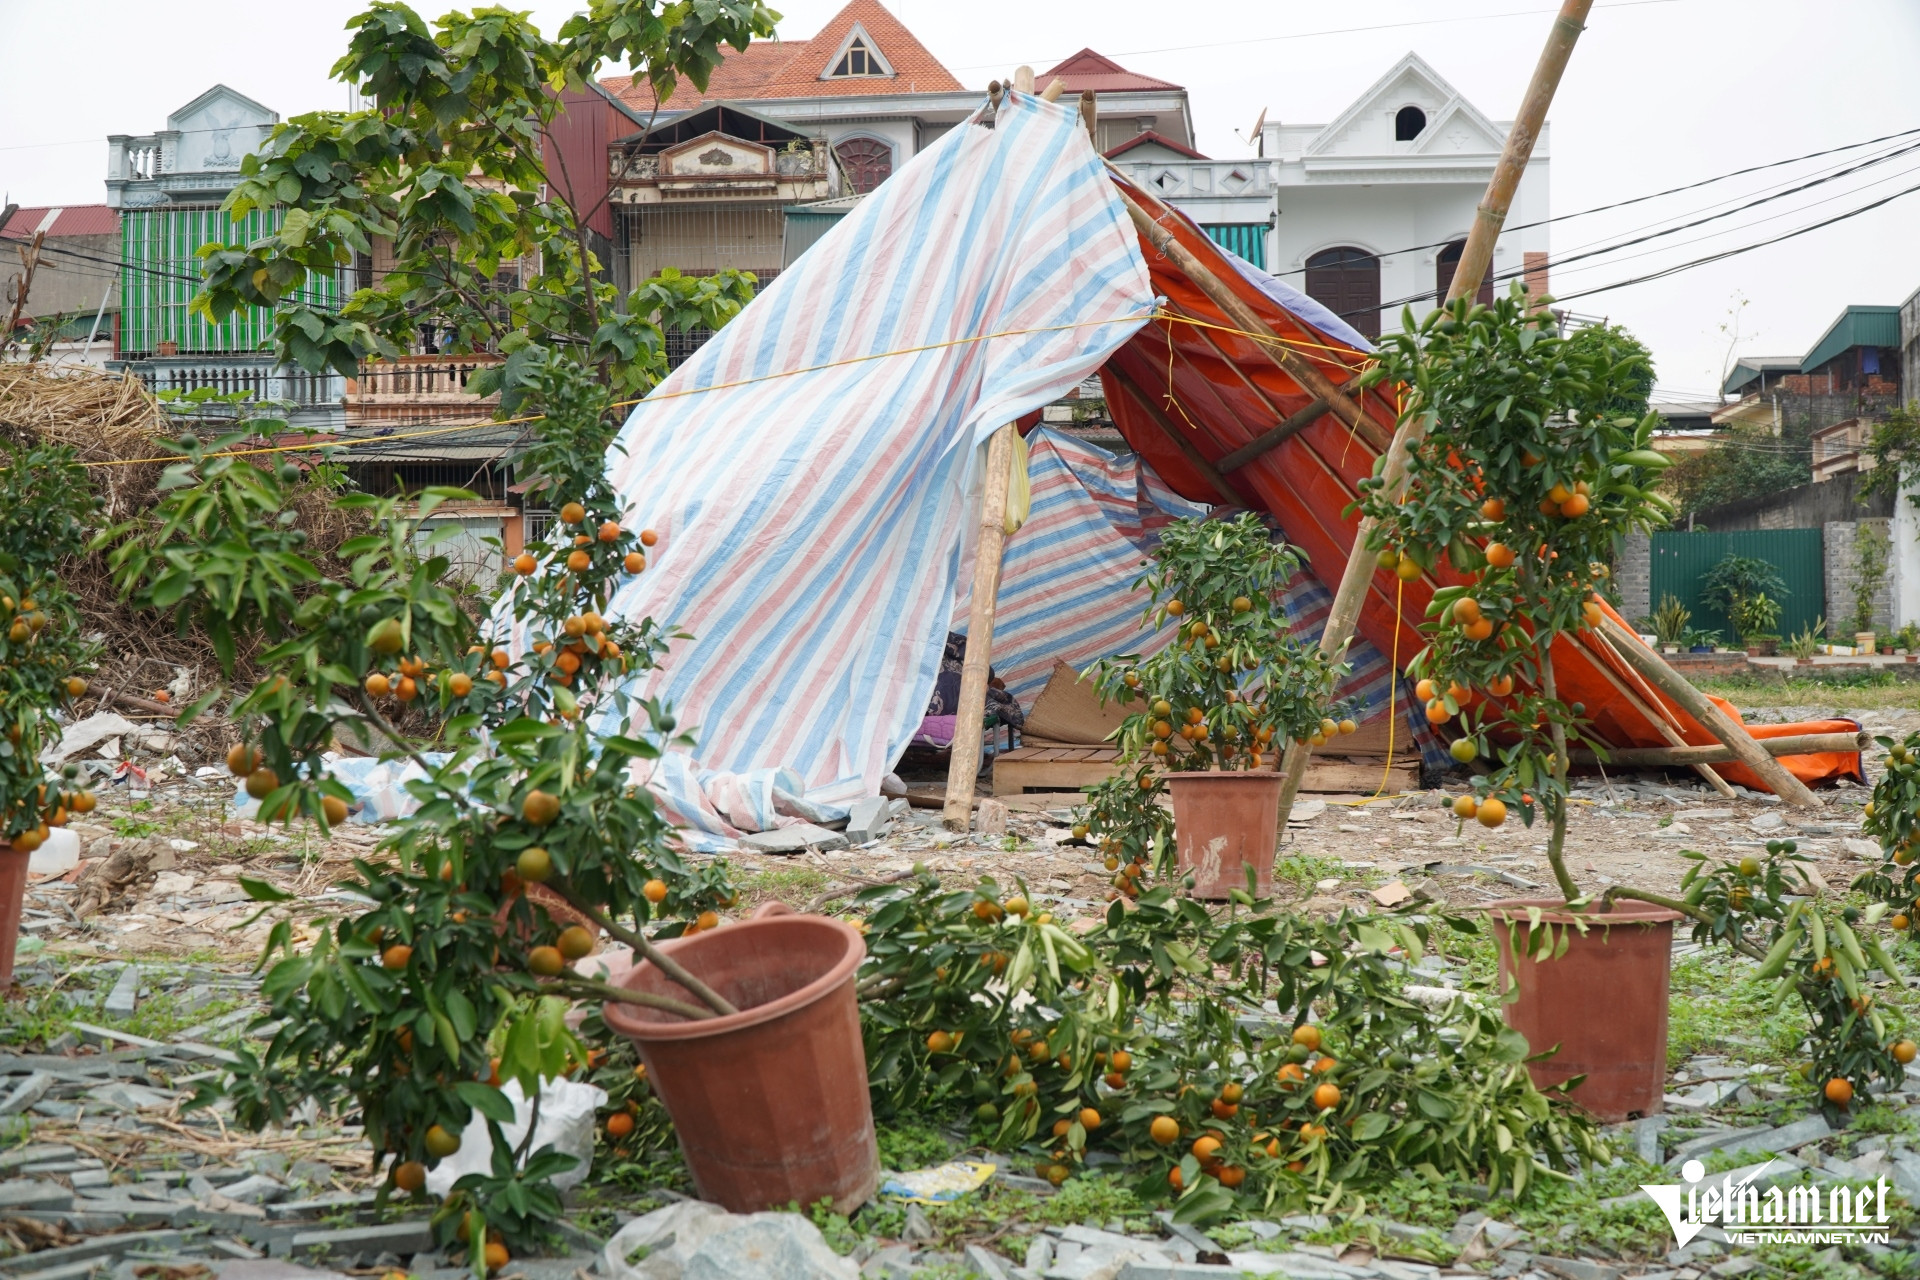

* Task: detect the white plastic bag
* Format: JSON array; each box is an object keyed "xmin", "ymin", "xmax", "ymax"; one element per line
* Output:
[{"xmin": 424, "ymin": 1076, "xmax": 606, "ymax": 1195}]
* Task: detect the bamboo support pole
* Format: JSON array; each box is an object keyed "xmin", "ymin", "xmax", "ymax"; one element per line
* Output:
[
  {"xmin": 1599, "ymin": 617, "xmax": 1824, "ymax": 808},
  {"xmin": 1581, "ymin": 629, "xmax": 1737, "ymax": 798},
  {"xmin": 943, "ymin": 424, "xmax": 1020, "ymax": 831},
  {"xmin": 1569, "ymin": 731, "xmax": 1866, "ymax": 769},
  {"xmin": 1275, "ymin": 0, "xmax": 1596, "ymax": 823}
]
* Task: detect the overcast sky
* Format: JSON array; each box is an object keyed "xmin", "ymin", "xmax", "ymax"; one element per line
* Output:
[{"xmin": 4, "ymin": 0, "xmax": 1916, "ymax": 400}]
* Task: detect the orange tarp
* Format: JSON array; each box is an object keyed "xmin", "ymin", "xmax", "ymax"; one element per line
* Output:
[{"xmin": 1099, "ymin": 173, "xmax": 1860, "ymax": 794}]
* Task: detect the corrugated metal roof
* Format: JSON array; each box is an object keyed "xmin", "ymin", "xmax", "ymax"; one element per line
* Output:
[
  {"xmin": 1720, "ymin": 355, "xmax": 1800, "ymax": 397},
  {"xmin": 1800, "ymin": 304, "xmax": 1902, "ymax": 373},
  {"xmin": 0, "ymin": 205, "xmax": 117, "ymax": 239}
]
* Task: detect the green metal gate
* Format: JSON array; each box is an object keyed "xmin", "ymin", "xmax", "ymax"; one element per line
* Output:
[{"xmin": 1648, "ymin": 528, "xmax": 1824, "ymax": 643}]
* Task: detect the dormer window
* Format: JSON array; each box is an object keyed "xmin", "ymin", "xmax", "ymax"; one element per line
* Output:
[
  {"xmin": 1394, "ymin": 106, "xmax": 1427, "ymax": 141},
  {"xmin": 832, "ymin": 36, "xmax": 881, "ymax": 77}
]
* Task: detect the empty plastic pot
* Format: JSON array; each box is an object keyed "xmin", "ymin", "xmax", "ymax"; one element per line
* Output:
[
  {"xmin": 602, "ymin": 903, "xmax": 878, "ymax": 1212},
  {"xmin": 0, "ymin": 842, "xmax": 28, "ymax": 987}
]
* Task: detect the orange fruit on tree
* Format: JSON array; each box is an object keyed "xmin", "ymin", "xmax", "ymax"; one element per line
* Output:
[
  {"xmin": 1211, "ymin": 1097, "xmax": 1239, "ymax": 1120},
  {"xmin": 1275, "ymin": 1063, "xmax": 1305, "ymax": 1090},
  {"xmin": 65, "ymin": 676, "xmax": 87, "ymax": 698},
  {"xmin": 1395, "ymin": 557, "xmax": 1422, "ymax": 581},
  {"xmin": 1312, "ymin": 1082, "xmax": 1342, "ymax": 1110},
  {"xmin": 927, "ymin": 1030, "xmax": 955, "ymax": 1054},
  {"xmin": 1312, "ymin": 1056, "xmax": 1338, "ymax": 1074},
  {"xmin": 1191, "ymin": 1134, "xmax": 1222, "ymax": 1162},
  {"xmin": 227, "ymin": 743, "xmax": 261, "ymax": 776},
  {"xmin": 640, "ymin": 529, "xmax": 659, "ymax": 546},
  {"xmin": 1560, "ymin": 492, "xmax": 1591, "ymax": 518},
  {"xmin": 560, "ymin": 502, "xmax": 587, "ymax": 524},
  {"xmin": 567, "ymin": 549, "xmax": 591, "ymax": 572},
  {"xmin": 523, "ymin": 789, "xmax": 560, "ymax": 825},
  {"xmin": 606, "ymin": 1111, "xmax": 635, "ymax": 1138},
  {"xmin": 1298, "ymin": 1122, "xmax": 1327, "ymax": 1142},
  {"xmin": 1414, "ymin": 678, "xmax": 1437, "ymax": 702},
  {"xmin": 395, "ymin": 676, "xmax": 418, "ymax": 702},
  {"xmin": 448, "ymin": 672, "xmax": 473, "ymax": 697},
  {"xmin": 557, "ymin": 925, "xmax": 594, "ymax": 960},
  {"xmin": 1479, "ymin": 497, "xmax": 1506, "ymax": 521},
  {"xmin": 381, "ymin": 944, "xmax": 413, "ymax": 970},
  {"xmin": 513, "ymin": 552, "xmax": 537, "ymax": 575},
  {"xmin": 1080, "ymin": 1107, "xmax": 1102, "ymax": 1130},
  {"xmin": 492, "ymin": 648, "xmax": 511, "ymax": 669},
  {"xmin": 365, "ymin": 672, "xmax": 391, "ymax": 698},
  {"xmin": 1824, "ymin": 1076, "xmax": 1854, "ymax": 1106},
  {"xmin": 1052, "ymin": 1118, "xmax": 1072, "ymax": 1138},
  {"xmin": 1292, "ymin": 1024, "xmax": 1321, "ymax": 1051},
  {"xmin": 322, "ymin": 795, "xmax": 349, "ymax": 826},
  {"xmin": 1546, "ymin": 483, "xmax": 1572, "ymax": 505},
  {"xmin": 1150, "ymin": 1115, "xmax": 1180, "ymax": 1145},
  {"xmin": 517, "ymin": 847, "xmax": 553, "ymax": 882},
  {"xmin": 1476, "ymin": 797, "xmax": 1508, "ymax": 828},
  {"xmin": 1110, "ymin": 1049, "xmax": 1132, "ymax": 1072},
  {"xmin": 1219, "ymin": 1165, "xmax": 1247, "ymax": 1189},
  {"xmin": 1484, "ymin": 541, "xmax": 1516, "ymax": 568},
  {"xmin": 597, "ymin": 521, "xmax": 621, "ymax": 543},
  {"xmin": 696, "ymin": 910, "xmax": 720, "ymax": 931},
  {"xmin": 1582, "ymin": 601, "xmax": 1604, "ymax": 628},
  {"xmin": 528, "ymin": 945, "xmax": 564, "ymax": 976},
  {"xmin": 245, "ymin": 767, "xmax": 281, "ymax": 799},
  {"xmin": 1464, "ymin": 618, "xmax": 1495, "ymax": 642},
  {"xmin": 1425, "ymin": 700, "xmax": 1450, "ymax": 726},
  {"xmin": 643, "ymin": 878, "xmax": 668, "ymax": 903},
  {"xmin": 1488, "ymin": 675, "xmax": 1515, "ymax": 697},
  {"xmin": 1893, "ymin": 1040, "xmax": 1917, "ymax": 1064},
  {"xmin": 1453, "ymin": 597, "xmax": 1482, "ymax": 626},
  {"xmin": 624, "ymin": 552, "xmax": 647, "ymax": 574},
  {"xmin": 392, "ymin": 1160, "xmax": 427, "ymax": 1193},
  {"xmin": 1221, "ymin": 1081, "xmax": 1244, "ymax": 1104},
  {"xmin": 483, "ymin": 1242, "xmax": 509, "ymax": 1271},
  {"xmin": 1167, "ymin": 1165, "xmax": 1184, "ymax": 1191},
  {"xmin": 1453, "ymin": 794, "xmax": 1478, "ymax": 819}
]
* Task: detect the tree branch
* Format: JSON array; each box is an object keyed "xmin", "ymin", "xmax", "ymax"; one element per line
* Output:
[
  {"xmin": 1536, "ymin": 650, "xmax": 1581, "ymax": 904},
  {"xmin": 554, "ymin": 971, "xmax": 713, "ymax": 1021},
  {"xmin": 1597, "ymin": 885, "xmax": 1769, "ymax": 963},
  {"xmin": 542, "ymin": 881, "xmax": 738, "ymax": 1017}
]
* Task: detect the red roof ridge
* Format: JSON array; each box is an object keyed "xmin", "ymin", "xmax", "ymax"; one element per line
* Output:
[
  {"xmin": 1104, "ymin": 130, "xmax": 1208, "ymax": 161},
  {"xmin": 1040, "ymin": 48, "xmax": 1182, "ymax": 93},
  {"xmin": 756, "ymin": 0, "xmax": 964, "ymax": 98},
  {"xmin": 0, "ymin": 204, "xmax": 117, "ymax": 239}
]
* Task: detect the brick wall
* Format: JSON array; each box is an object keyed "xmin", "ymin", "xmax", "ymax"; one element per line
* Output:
[
  {"xmin": 1616, "ymin": 532, "xmax": 1651, "ymax": 622},
  {"xmin": 1825, "ymin": 517, "xmax": 1895, "ymax": 635}
]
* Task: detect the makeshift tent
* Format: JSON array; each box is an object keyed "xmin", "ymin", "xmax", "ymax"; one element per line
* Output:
[{"xmin": 593, "ymin": 87, "xmax": 1855, "ymax": 846}]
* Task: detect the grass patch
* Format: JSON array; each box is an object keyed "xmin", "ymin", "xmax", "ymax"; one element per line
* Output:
[
  {"xmin": 1699, "ymin": 669, "xmax": 1920, "ymax": 712},
  {"xmin": 877, "ymin": 1117, "xmax": 953, "ymax": 1171},
  {"xmin": 745, "ymin": 866, "xmax": 831, "ymax": 904},
  {"xmin": 0, "ymin": 963, "xmax": 253, "ymax": 1052},
  {"xmin": 1667, "ymin": 952, "xmax": 1810, "ymax": 1070}
]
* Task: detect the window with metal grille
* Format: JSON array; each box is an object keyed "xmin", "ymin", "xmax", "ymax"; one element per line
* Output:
[
  {"xmin": 1201, "ymin": 224, "xmax": 1267, "ymax": 271},
  {"xmin": 831, "ymin": 38, "xmax": 881, "ymax": 77},
  {"xmin": 1436, "ymin": 240, "xmax": 1494, "ymax": 307},
  {"xmin": 1304, "ymin": 247, "xmax": 1381, "ymax": 340},
  {"xmin": 835, "ymin": 139, "xmax": 893, "ymax": 195}
]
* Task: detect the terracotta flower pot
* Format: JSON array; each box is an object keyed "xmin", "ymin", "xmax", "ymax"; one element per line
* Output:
[
  {"xmin": 0, "ymin": 841, "xmax": 29, "ymax": 988},
  {"xmin": 602, "ymin": 902, "xmax": 877, "ymax": 1212},
  {"xmin": 1165, "ymin": 770, "xmax": 1283, "ymax": 900},
  {"xmin": 1488, "ymin": 898, "xmax": 1682, "ymax": 1122}
]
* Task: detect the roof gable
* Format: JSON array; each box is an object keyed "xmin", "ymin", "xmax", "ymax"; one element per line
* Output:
[
  {"xmin": 757, "ymin": 0, "xmax": 962, "ymax": 98},
  {"xmin": 1105, "ymin": 130, "xmax": 1207, "ymax": 162},
  {"xmin": 1304, "ymin": 53, "xmax": 1494, "ymax": 158},
  {"xmin": 166, "ymin": 84, "xmax": 278, "ymax": 174},
  {"xmin": 1410, "ymin": 98, "xmax": 1505, "ymax": 155},
  {"xmin": 1040, "ymin": 48, "xmax": 1182, "ymax": 93}
]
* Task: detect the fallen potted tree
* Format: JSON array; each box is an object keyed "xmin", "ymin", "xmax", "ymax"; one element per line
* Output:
[
  {"xmin": 0, "ymin": 440, "xmax": 100, "ymax": 988},
  {"xmin": 1083, "ymin": 512, "xmax": 1353, "ymax": 899}
]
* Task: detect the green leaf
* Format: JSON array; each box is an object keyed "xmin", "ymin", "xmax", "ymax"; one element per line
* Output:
[
  {"xmin": 238, "ymin": 876, "xmax": 296, "ymax": 902},
  {"xmin": 455, "ymin": 1081, "xmax": 516, "ymax": 1124}
]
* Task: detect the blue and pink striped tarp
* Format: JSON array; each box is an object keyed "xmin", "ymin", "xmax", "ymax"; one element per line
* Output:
[{"xmin": 592, "ymin": 90, "xmax": 1157, "ymax": 846}]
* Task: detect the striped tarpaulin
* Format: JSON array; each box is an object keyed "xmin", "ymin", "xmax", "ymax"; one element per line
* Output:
[
  {"xmin": 591, "ymin": 90, "xmax": 1157, "ymax": 847},
  {"xmin": 979, "ymin": 428, "xmax": 1446, "ymax": 770}
]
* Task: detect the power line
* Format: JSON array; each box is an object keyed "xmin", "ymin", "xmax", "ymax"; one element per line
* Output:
[{"xmin": 1273, "ymin": 124, "xmax": 1920, "ymax": 279}]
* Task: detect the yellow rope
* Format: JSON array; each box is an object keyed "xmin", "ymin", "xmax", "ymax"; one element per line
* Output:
[
  {"xmin": 1375, "ymin": 574, "xmax": 1404, "ymax": 799},
  {"xmin": 68, "ymin": 308, "xmax": 1380, "ymax": 471}
]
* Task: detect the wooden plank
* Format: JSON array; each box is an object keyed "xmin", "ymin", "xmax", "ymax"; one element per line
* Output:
[{"xmin": 993, "ymin": 753, "xmax": 1418, "ymax": 796}]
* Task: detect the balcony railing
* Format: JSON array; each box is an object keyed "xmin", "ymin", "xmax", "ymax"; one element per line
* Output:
[
  {"xmin": 345, "ymin": 355, "xmax": 503, "ymax": 425},
  {"xmin": 137, "ymin": 360, "xmax": 340, "ymax": 406}
]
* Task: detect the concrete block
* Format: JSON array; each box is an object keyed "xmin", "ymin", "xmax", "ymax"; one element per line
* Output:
[
  {"xmin": 286, "ymin": 1222, "xmax": 435, "ymax": 1260},
  {"xmin": 740, "ymin": 823, "xmax": 849, "ymax": 854},
  {"xmin": 0, "ymin": 1072, "xmax": 53, "ymax": 1117},
  {"xmin": 102, "ymin": 966, "xmax": 141, "ymax": 1017},
  {"xmin": 976, "ymin": 798, "xmax": 1009, "ymax": 836},
  {"xmin": 845, "ymin": 797, "xmax": 891, "ymax": 844},
  {"xmin": 0, "ymin": 1181, "xmax": 73, "ymax": 1211}
]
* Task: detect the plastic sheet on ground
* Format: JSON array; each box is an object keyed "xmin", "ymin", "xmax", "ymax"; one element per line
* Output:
[{"xmin": 423, "ymin": 1076, "xmax": 606, "ymax": 1195}]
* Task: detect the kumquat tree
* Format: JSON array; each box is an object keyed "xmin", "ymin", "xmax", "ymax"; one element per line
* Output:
[{"xmin": 1353, "ymin": 286, "xmax": 1919, "ymax": 1113}]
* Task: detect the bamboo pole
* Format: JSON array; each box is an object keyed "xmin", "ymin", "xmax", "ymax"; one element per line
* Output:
[
  {"xmin": 1578, "ymin": 631, "xmax": 1737, "ymax": 799},
  {"xmin": 943, "ymin": 424, "xmax": 1020, "ymax": 831},
  {"xmin": 1569, "ymin": 731, "xmax": 1866, "ymax": 769},
  {"xmin": 1275, "ymin": 0, "xmax": 1595, "ymax": 822},
  {"xmin": 1599, "ymin": 617, "xmax": 1824, "ymax": 808}
]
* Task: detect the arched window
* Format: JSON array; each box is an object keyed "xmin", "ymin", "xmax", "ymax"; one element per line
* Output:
[
  {"xmin": 1394, "ymin": 106, "xmax": 1427, "ymax": 142},
  {"xmin": 1304, "ymin": 247, "xmax": 1381, "ymax": 340},
  {"xmin": 835, "ymin": 138, "xmax": 893, "ymax": 195},
  {"xmin": 1436, "ymin": 240, "xmax": 1493, "ymax": 307}
]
